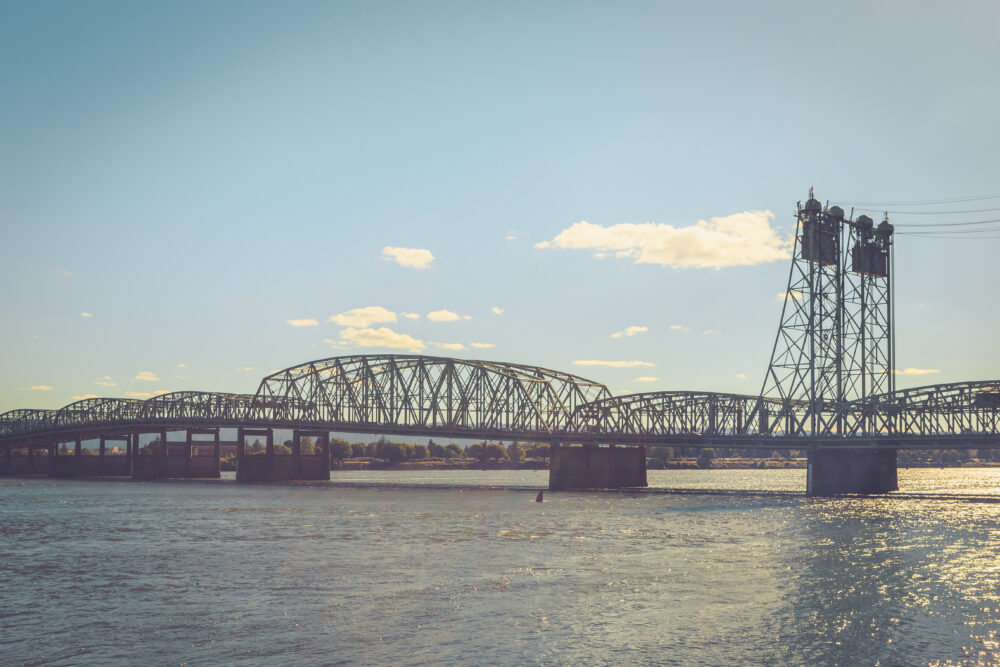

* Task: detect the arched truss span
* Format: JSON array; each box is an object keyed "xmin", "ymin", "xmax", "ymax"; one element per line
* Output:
[
  {"xmin": 141, "ymin": 391, "xmax": 260, "ymax": 421},
  {"xmin": 254, "ymin": 354, "xmax": 611, "ymax": 434},
  {"xmin": 0, "ymin": 409, "xmax": 59, "ymax": 435},
  {"xmin": 55, "ymin": 398, "xmax": 145, "ymax": 426},
  {"xmin": 572, "ymin": 391, "xmax": 801, "ymax": 438},
  {"xmin": 845, "ymin": 380, "xmax": 1000, "ymax": 437}
]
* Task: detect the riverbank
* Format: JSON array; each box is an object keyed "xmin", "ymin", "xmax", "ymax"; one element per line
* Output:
[{"xmin": 219, "ymin": 457, "xmax": 1000, "ymax": 472}]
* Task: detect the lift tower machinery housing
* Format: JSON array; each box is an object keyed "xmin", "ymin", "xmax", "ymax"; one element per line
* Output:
[{"xmin": 758, "ymin": 188, "xmax": 897, "ymax": 493}]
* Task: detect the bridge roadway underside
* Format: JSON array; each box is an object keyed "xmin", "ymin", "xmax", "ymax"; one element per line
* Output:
[{"xmin": 2, "ymin": 420, "xmax": 998, "ymax": 495}]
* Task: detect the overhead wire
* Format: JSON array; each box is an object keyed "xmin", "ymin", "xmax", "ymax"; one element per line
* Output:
[
  {"xmin": 845, "ymin": 191, "xmax": 1000, "ymax": 239},
  {"xmin": 841, "ymin": 192, "xmax": 1000, "ymax": 206}
]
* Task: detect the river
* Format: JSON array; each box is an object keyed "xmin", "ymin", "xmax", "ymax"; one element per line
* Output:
[{"xmin": 2, "ymin": 468, "xmax": 999, "ymax": 665}]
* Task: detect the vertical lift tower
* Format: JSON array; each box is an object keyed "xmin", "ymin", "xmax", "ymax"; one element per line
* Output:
[{"xmin": 760, "ymin": 188, "xmax": 896, "ymax": 495}]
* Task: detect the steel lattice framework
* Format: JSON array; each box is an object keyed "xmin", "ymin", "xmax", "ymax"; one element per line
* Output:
[
  {"xmin": 254, "ymin": 355, "xmax": 610, "ymax": 436},
  {"xmin": 0, "ymin": 355, "xmax": 613, "ymax": 444},
  {"xmin": 759, "ymin": 189, "xmax": 894, "ymax": 436},
  {"xmin": 843, "ymin": 381, "xmax": 1000, "ymax": 439},
  {"xmin": 572, "ymin": 391, "xmax": 794, "ymax": 441}
]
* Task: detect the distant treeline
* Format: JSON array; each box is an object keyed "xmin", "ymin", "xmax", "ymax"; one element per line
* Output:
[{"xmin": 230, "ymin": 437, "xmax": 551, "ymax": 464}]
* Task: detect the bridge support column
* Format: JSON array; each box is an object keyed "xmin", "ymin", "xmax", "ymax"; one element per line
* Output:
[
  {"xmin": 549, "ymin": 444, "xmax": 647, "ymax": 490},
  {"xmin": 236, "ymin": 428, "xmax": 246, "ymax": 482},
  {"xmin": 236, "ymin": 428, "xmax": 273, "ymax": 482},
  {"xmin": 806, "ymin": 448, "xmax": 898, "ymax": 496},
  {"xmin": 2, "ymin": 443, "xmax": 10, "ymax": 474}
]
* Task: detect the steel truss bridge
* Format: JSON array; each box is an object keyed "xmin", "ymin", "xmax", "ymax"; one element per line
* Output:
[
  {"xmin": 3, "ymin": 190, "xmax": 1000, "ymax": 483},
  {"xmin": 1, "ymin": 355, "xmax": 998, "ymax": 450}
]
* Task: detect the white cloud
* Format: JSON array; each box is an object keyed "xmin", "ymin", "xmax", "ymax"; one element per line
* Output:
[
  {"xmin": 80, "ymin": 312, "xmax": 93, "ymax": 318},
  {"xmin": 778, "ymin": 290, "xmax": 803, "ymax": 302},
  {"xmin": 382, "ymin": 246, "xmax": 434, "ymax": 269},
  {"xmin": 329, "ymin": 306, "xmax": 397, "ymax": 328},
  {"xmin": 703, "ymin": 329, "xmax": 720, "ymax": 335},
  {"xmin": 177, "ymin": 363, "xmax": 187, "ymax": 368},
  {"xmin": 505, "ymin": 234, "xmax": 518, "ymax": 241},
  {"xmin": 573, "ymin": 360, "xmax": 655, "ymax": 368},
  {"xmin": 339, "ymin": 326, "xmax": 426, "ymax": 353},
  {"xmin": 736, "ymin": 373, "xmax": 748, "ymax": 379},
  {"xmin": 72, "ymin": 393, "xmax": 100, "ymax": 400},
  {"xmin": 286, "ymin": 318, "xmax": 319, "ymax": 327},
  {"xmin": 469, "ymin": 342, "xmax": 495, "ymax": 349},
  {"xmin": 243, "ymin": 367, "xmax": 255, "ymax": 372},
  {"xmin": 127, "ymin": 390, "xmax": 169, "ymax": 398},
  {"xmin": 93, "ymin": 376, "xmax": 117, "ymax": 387},
  {"xmin": 669, "ymin": 325, "xmax": 690, "ymax": 332},
  {"xmin": 491, "ymin": 307, "xmax": 504, "ymax": 315},
  {"xmin": 633, "ymin": 376, "xmax": 659, "ymax": 383},
  {"xmin": 433, "ymin": 342, "xmax": 466, "ymax": 351},
  {"xmin": 402, "ymin": 312, "xmax": 421, "ymax": 320},
  {"xmin": 610, "ymin": 325, "xmax": 648, "ymax": 339},
  {"xmin": 133, "ymin": 371, "xmax": 160, "ymax": 382},
  {"xmin": 59, "ymin": 267, "xmax": 73, "ymax": 277},
  {"xmin": 176, "ymin": 375, "xmax": 190, "ymax": 380},
  {"xmin": 893, "ymin": 368, "xmax": 941, "ymax": 375},
  {"xmin": 535, "ymin": 211, "xmax": 790, "ymax": 269},
  {"xmin": 21, "ymin": 385, "xmax": 53, "ymax": 391},
  {"xmin": 428, "ymin": 309, "xmax": 462, "ymax": 322},
  {"xmin": 323, "ymin": 338, "xmax": 350, "ymax": 349}
]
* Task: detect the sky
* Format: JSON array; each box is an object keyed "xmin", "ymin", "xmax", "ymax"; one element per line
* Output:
[{"xmin": 2, "ymin": 0, "xmax": 999, "ymax": 413}]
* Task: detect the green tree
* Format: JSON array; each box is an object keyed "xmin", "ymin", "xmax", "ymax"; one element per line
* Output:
[
  {"xmin": 413, "ymin": 444, "xmax": 429, "ymax": 459},
  {"xmin": 697, "ymin": 448, "xmax": 715, "ymax": 468},
  {"xmin": 330, "ymin": 439, "xmax": 351, "ymax": 461},
  {"xmin": 382, "ymin": 442, "xmax": 409, "ymax": 462},
  {"xmin": 427, "ymin": 440, "xmax": 445, "ymax": 458},
  {"xmin": 485, "ymin": 443, "xmax": 505, "ymax": 460},
  {"xmin": 506, "ymin": 443, "xmax": 525, "ymax": 463},
  {"xmin": 467, "ymin": 443, "xmax": 484, "ymax": 459},
  {"xmin": 274, "ymin": 443, "xmax": 292, "ymax": 456},
  {"xmin": 530, "ymin": 443, "xmax": 551, "ymax": 459},
  {"xmin": 351, "ymin": 443, "xmax": 367, "ymax": 458},
  {"xmin": 300, "ymin": 436, "xmax": 316, "ymax": 455}
]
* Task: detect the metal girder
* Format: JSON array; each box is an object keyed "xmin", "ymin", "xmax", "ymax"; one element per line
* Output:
[
  {"xmin": 55, "ymin": 397, "xmax": 145, "ymax": 426},
  {"xmin": 572, "ymin": 391, "xmax": 807, "ymax": 439},
  {"xmin": 0, "ymin": 409, "xmax": 58, "ymax": 435},
  {"xmin": 842, "ymin": 380, "xmax": 1000, "ymax": 438},
  {"xmin": 253, "ymin": 354, "xmax": 611, "ymax": 434},
  {"xmin": 1, "ymin": 356, "xmax": 997, "ymax": 448},
  {"xmin": 142, "ymin": 391, "xmax": 259, "ymax": 421}
]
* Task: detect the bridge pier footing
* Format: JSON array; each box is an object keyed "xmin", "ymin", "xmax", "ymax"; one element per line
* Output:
[
  {"xmin": 806, "ymin": 448, "xmax": 897, "ymax": 496},
  {"xmin": 236, "ymin": 430, "xmax": 330, "ymax": 482},
  {"xmin": 549, "ymin": 444, "xmax": 647, "ymax": 490}
]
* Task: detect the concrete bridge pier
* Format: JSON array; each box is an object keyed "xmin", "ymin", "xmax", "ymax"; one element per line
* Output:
[
  {"xmin": 50, "ymin": 435, "xmax": 83, "ymax": 477},
  {"xmin": 806, "ymin": 448, "xmax": 898, "ymax": 496},
  {"xmin": 236, "ymin": 428, "xmax": 330, "ymax": 482},
  {"xmin": 548, "ymin": 443, "xmax": 647, "ymax": 490}
]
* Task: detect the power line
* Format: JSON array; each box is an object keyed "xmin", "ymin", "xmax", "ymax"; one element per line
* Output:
[
  {"xmin": 893, "ymin": 217, "xmax": 1000, "ymax": 228},
  {"xmin": 858, "ymin": 207, "xmax": 1000, "ymax": 215},
  {"xmin": 896, "ymin": 229, "xmax": 1000, "ymax": 236},
  {"xmin": 892, "ymin": 234, "xmax": 1000, "ymax": 241},
  {"xmin": 841, "ymin": 192, "xmax": 1000, "ymax": 206}
]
